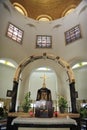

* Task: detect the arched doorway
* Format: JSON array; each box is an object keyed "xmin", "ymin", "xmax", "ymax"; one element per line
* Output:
[{"xmin": 10, "ymin": 53, "xmax": 77, "ymax": 112}]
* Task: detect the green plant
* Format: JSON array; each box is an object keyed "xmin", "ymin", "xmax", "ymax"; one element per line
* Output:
[
  {"xmin": 58, "ymin": 95, "xmax": 68, "ymax": 113},
  {"xmin": 0, "ymin": 107, "xmax": 4, "ymax": 117},
  {"xmin": 0, "ymin": 107, "xmax": 8, "ymax": 119},
  {"xmin": 79, "ymin": 107, "xmax": 87, "ymax": 118},
  {"xmin": 21, "ymin": 91, "xmax": 32, "ymax": 113}
]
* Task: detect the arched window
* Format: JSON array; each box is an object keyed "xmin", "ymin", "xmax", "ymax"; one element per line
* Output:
[
  {"xmin": 62, "ymin": 5, "xmax": 76, "ymax": 17},
  {"xmin": 13, "ymin": 2, "xmax": 28, "ymax": 16},
  {"xmin": 72, "ymin": 62, "xmax": 87, "ymax": 69},
  {"xmin": 36, "ymin": 15, "xmax": 53, "ymax": 21},
  {"xmin": 0, "ymin": 59, "xmax": 16, "ymax": 68}
]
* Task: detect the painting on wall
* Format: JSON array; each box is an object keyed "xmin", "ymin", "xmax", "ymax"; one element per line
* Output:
[{"xmin": 6, "ymin": 90, "xmax": 12, "ymax": 97}]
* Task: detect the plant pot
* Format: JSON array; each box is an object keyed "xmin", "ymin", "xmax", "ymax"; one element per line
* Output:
[
  {"xmin": 59, "ymin": 107, "xmax": 65, "ymax": 113},
  {"xmin": 23, "ymin": 106, "xmax": 29, "ymax": 113}
]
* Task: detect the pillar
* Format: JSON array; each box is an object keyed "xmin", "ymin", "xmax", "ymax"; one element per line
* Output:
[
  {"xmin": 69, "ymin": 82, "xmax": 77, "ymax": 113},
  {"xmin": 9, "ymin": 81, "xmax": 18, "ymax": 112}
]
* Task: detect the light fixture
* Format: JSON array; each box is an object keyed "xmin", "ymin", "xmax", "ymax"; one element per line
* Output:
[{"xmin": 36, "ymin": 67, "xmax": 51, "ymax": 71}]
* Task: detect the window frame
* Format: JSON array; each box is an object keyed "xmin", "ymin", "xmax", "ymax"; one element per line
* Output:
[
  {"xmin": 36, "ymin": 35, "xmax": 52, "ymax": 48},
  {"xmin": 6, "ymin": 22, "xmax": 24, "ymax": 44},
  {"xmin": 65, "ymin": 25, "xmax": 82, "ymax": 45}
]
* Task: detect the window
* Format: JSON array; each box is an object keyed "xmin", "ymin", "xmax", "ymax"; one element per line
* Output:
[
  {"xmin": 62, "ymin": 5, "xmax": 76, "ymax": 17},
  {"xmin": 0, "ymin": 59, "xmax": 16, "ymax": 68},
  {"xmin": 65, "ymin": 25, "xmax": 81, "ymax": 45},
  {"xmin": 36, "ymin": 15, "xmax": 52, "ymax": 21},
  {"xmin": 13, "ymin": 2, "xmax": 28, "ymax": 16},
  {"xmin": 72, "ymin": 62, "xmax": 87, "ymax": 69},
  {"xmin": 6, "ymin": 23, "xmax": 24, "ymax": 44},
  {"xmin": 36, "ymin": 35, "xmax": 52, "ymax": 48},
  {"xmin": 64, "ymin": 8, "xmax": 75, "ymax": 16}
]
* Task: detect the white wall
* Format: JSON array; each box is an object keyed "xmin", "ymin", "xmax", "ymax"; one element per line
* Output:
[
  {"xmin": 0, "ymin": 0, "xmax": 87, "ymax": 63},
  {"xmin": 29, "ymin": 71, "xmax": 57, "ymax": 101},
  {"xmin": 73, "ymin": 65, "xmax": 87, "ymax": 100},
  {"xmin": 0, "ymin": 0, "xmax": 87, "ymax": 111},
  {"xmin": 0, "ymin": 64, "xmax": 16, "ymax": 98}
]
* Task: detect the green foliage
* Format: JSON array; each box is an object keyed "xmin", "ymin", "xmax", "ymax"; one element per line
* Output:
[
  {"xmin": 22, "ymin": 91, "xmax": 32, "ymax": 112},
  {"xmin": 58, "ymin": 95, "xmax": 68, "ymax": 111},
  {"xmin": 0, "ymin": 107, "xmax": 8, "ymax": 119},
  {"xmin": 0, "ymin": 107, "xmax": 4, "ymax": 117},
  {"xmin": 79, "ymin": 107, "xmax": 87, "ymax": 118}
]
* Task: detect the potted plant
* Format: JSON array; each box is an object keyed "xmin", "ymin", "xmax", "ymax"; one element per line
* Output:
[
  {"xmin": 58, "ymin": 95, "xmax": 68, "ymax": 113},
  {"xmin": 21, "ymin": 91, "xmax": 32, "ymax": 113},
  {"xmin": 79, "ymin": 107, "xmax": 87, "ymax": 118}
]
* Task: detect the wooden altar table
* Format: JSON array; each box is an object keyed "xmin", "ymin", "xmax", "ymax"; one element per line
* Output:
[{"xmin": 11, "ymin": 117, "xmax": 77, "ymax": 130}]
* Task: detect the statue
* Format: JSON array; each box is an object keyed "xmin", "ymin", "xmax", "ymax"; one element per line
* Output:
[
  {"xmin": 36, "ymin": 74, "xmax": 52, "ymax": 101},
  {"xmin": 35, "ymin": 74, "xmax": 54, "ymax": 118}
]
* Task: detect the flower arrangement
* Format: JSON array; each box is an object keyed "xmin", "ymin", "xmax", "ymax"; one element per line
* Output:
[
  {"xmin": 58, "ymin": 95, "xmax": 68, "ymax": 113},
  {"xmin": 21, "ymin": 91, "xmax": 32, "ymax": 113}
]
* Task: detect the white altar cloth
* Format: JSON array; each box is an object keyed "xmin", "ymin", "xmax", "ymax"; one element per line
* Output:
[{"xmin": 12, "ymin": 117, "xmax": 77, "ymax": 126}]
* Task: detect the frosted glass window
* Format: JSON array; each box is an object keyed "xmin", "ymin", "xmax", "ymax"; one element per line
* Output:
[
  {"xmin": 36, "ymin": 35, "xmax": 52, "ymax": 48},
  {"xmin": 65, "ymin": 25, "xmax": 81, "ymax": 45},
  {"xmin": 6, "ymin": 23, "xmax": 23, "ymax": 44}
]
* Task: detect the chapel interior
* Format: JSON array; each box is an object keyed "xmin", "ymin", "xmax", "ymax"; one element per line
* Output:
[{"xmin": 0, "ymin": 0, "xmax": 87, "ymax": 130}]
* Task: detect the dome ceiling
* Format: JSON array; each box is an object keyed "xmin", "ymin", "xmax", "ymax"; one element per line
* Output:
[{"xmin": 10, "ymin": 0, "xmax": 82, "ymax": 20}]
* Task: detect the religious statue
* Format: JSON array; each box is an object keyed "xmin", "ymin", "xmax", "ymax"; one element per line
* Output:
[{"xmin": 35, "ymin": 74, "xmax": 54, "ymax": 118}]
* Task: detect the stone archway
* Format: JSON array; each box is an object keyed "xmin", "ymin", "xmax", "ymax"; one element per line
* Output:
[{"xmin": 10, "ymin": 53, "xmax": 77, "ymax": 112}]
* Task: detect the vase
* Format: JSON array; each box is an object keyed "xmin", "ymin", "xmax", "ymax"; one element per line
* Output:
[
  {"xmin": 59, "ymin": 107, "xmax": 65, "ymax": 113},
  {"xmin": 23, "ymin": 106, "xmax": 29, "ymax": 113}
]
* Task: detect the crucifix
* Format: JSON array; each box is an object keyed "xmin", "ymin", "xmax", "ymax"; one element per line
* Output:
[
  {"xmin": 35, "ymin": 74, "xmax": 53, "ymax": 118},
  {"xmin": 36, "ymin": 73, "xmax": 52, "ymax": 101},
  {"xmin": 40, "ymin": 74, "xmax": 48, "ymax": 88}
]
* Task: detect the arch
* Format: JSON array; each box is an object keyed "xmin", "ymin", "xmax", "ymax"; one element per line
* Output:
[
  {"xmin": 10, "ymin": 53, "xmax": 77, "ymax": 113},
  {"xmin": 13, "ymin": 53, "xmax": 75, "ymax": 84}
]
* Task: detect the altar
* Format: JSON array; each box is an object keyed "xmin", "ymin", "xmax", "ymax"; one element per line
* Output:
[
  {"xmin": 11, "ymin": 117, "xmax": 77, "ymax": 130},
  {"xmin": 7, "ymin": 112, "xmax": 80, "ymax": 130},
  {"xmin": 7, "ymin": 74, "xmax": 80, "ymax": 130}
]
